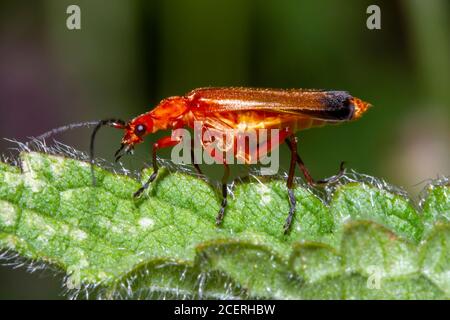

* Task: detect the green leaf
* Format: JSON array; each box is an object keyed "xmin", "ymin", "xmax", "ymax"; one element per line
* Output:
[
  {"xmin": 419, "ymin": 223, "xmax": 449, "ymax": 296},
  {"xmin": 422, "ymin": 185, "xmax": 450, "ymax": 227},
  {"xmin": 330, "ymin": 183, "xmax": 423, "ymax": 242},
  {"xmin": 0, "ymin": 152, "xmax": 449, "ymax": 299}
]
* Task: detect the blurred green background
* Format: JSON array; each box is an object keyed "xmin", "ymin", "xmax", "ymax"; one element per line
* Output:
[{"xmin": 0, "ymin": 0, "xmax": 448, "ymax": 299}]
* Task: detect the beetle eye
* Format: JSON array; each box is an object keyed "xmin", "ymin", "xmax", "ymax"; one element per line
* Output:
[{"xmin": 135, "ymin": 124, "xmax": 146, "ymax": 136}]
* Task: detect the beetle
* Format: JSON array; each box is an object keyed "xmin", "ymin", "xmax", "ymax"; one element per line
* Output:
[{"xmin": 90, "ymin": 87, "xmax": 371, "ymax": 233}]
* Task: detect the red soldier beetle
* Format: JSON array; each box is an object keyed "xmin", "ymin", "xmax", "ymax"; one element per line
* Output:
[{"xmin": 90, "ymin": 87, "xmax": 371, "ymax": 233}]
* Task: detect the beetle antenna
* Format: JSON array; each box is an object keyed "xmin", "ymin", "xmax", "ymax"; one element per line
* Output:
[
  {"xmin": 90, "ymin": 119, "xmax": 126, "ymax": 186},
  {"xmin": 26, "ymin": 121, "xmax": 100, "ymax": 146}
]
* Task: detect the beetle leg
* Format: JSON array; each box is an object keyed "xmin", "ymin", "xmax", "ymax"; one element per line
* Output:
[
  {"xmin": 190, "ymin": 138, "xmax": 203, "ymax": 175},
  {"xmin": 134, "ymin": 136, "xmax": 181, "ymax": 197},
  {"xmin": 285, "ymin": 138, "xmax": 345, "ymax": 186},
  {"xmin": 215, "ymin": 163, "xmax": 230, "ymax": 226},
  {"xmin": 295, "ymin": 153, "xmax": 345, "ymax": 186},
  {"xmin": 284, "ymin": 135, "xmax": 298, "ymax": 234},
  {"xmin": 313, "ymin": 161, "xmax": 345, "ymax": 184}
]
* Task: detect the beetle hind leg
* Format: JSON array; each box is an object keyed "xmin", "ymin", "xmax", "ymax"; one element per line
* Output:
[
  {"xmin": 285, "ymin": 138, "xmax": 345, "ymax": 186},
  {"xmin": 314, "ymin": 161, "xmax": 346, "ymax": 184},
  {"xmin": 295, "ymin": 153, "xmax": 345, "ymax": 186},
  {"xmin": 283, "ymin": 135, "xmax": 345, "ymax": 233}
]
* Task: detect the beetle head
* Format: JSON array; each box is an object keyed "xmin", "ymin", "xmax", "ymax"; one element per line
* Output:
[{"xmin": 115, "ymin": 115, "xmax": 154, "ymax": 161}]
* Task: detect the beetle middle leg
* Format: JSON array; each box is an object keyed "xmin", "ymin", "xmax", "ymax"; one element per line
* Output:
[
  {"xmin": 190, "ymin": 138, "xmax": 203, "ymax": 175},
  {"xmin": 215, "ymin": 162, "xmax": 230, "ymax": 226}
]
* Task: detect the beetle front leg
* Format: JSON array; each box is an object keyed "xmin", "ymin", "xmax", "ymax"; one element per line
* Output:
[{"xmin": 133, "ymin": 136, "xmax": 181, "ymax": 197}]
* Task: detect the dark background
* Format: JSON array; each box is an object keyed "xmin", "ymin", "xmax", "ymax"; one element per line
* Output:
[{"xmin": 0, "ymin": 0, "xmax": 449, "ymax": 299}]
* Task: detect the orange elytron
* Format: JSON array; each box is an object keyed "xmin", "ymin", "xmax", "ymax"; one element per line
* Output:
[{"xmin": 90, "ymin": 87, "xmax": 371, "ymax": 233}]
